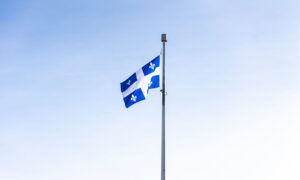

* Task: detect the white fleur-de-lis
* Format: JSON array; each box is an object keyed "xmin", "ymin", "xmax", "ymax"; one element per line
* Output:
[
  {"xmin": 149, "ymin": 62, "xmax": 155, "ymax": 70},
  {"xmin": 127, "ymin": 80, "xmax": 131, "ymax": 85},
  {"xmin": 131, "ymin": 94, "xmax": 137, "ymax": 102},
  {"xmin": 148, "ymin": 81, "xmax": 152, "ymax": 87}
]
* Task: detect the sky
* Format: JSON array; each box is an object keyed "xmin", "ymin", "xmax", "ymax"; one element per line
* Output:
[{"xmin": 1, "ymin": 0, "xmax": 300, "ymax": 179}]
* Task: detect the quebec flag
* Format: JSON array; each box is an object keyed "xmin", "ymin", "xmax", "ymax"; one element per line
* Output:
[{"xmin": 120, "ymin": 55, "xmax": 160, "ymax": 108}]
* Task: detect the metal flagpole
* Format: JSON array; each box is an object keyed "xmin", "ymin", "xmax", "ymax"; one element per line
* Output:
[{"xmin": 161, "ymin": 33, "xmax": 167, "ymax": 180}]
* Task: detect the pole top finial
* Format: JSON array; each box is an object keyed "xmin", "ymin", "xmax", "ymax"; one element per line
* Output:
[{"xmin": 161, "ymin": 34, "xmax": 167, "ymax": 42}]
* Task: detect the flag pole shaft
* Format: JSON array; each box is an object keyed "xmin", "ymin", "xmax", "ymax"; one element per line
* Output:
[{"xmin": 161, "ymin": 34, "xmax": 167, "ymax": 180}]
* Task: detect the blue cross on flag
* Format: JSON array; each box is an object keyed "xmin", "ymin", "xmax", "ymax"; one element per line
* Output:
[{"xmin": 120, "ymin": 55, "xmax": 160, "ymax": 108}]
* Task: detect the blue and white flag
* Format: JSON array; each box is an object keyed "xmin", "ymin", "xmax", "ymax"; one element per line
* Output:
[{"xmin": 120, "ymin": 55, "xmax": 160, "ymax": 108}]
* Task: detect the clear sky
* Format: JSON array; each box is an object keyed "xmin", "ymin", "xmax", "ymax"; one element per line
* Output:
[{"xmin": 1, "ymin": 0, "xmax": 300, "ymax": 179}]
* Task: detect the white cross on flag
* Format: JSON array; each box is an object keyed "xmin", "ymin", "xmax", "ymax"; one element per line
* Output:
[{"xmin": 120, "ymin": 56, "xmax": 160, "ymax": 108}]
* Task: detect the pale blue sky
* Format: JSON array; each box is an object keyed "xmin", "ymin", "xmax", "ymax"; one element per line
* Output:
[{"xmin": 1, "ymin": 0, "xmax": 300, "ymax": 180}]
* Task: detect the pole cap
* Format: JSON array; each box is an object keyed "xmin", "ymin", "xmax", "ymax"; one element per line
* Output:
[{"xmin": 161, "ymin": 34, "xmax": 167, "ymax": 42}]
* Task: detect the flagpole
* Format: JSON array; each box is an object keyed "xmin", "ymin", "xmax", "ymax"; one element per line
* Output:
[{"xmin": 161, "ymin": 33, "xmax": 167, "ymax": 180}]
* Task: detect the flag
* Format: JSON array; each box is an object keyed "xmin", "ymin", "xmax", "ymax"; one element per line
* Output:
[{"xmin": 120, "ymin": 55, "xmax": 160, "ymax": 108}]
